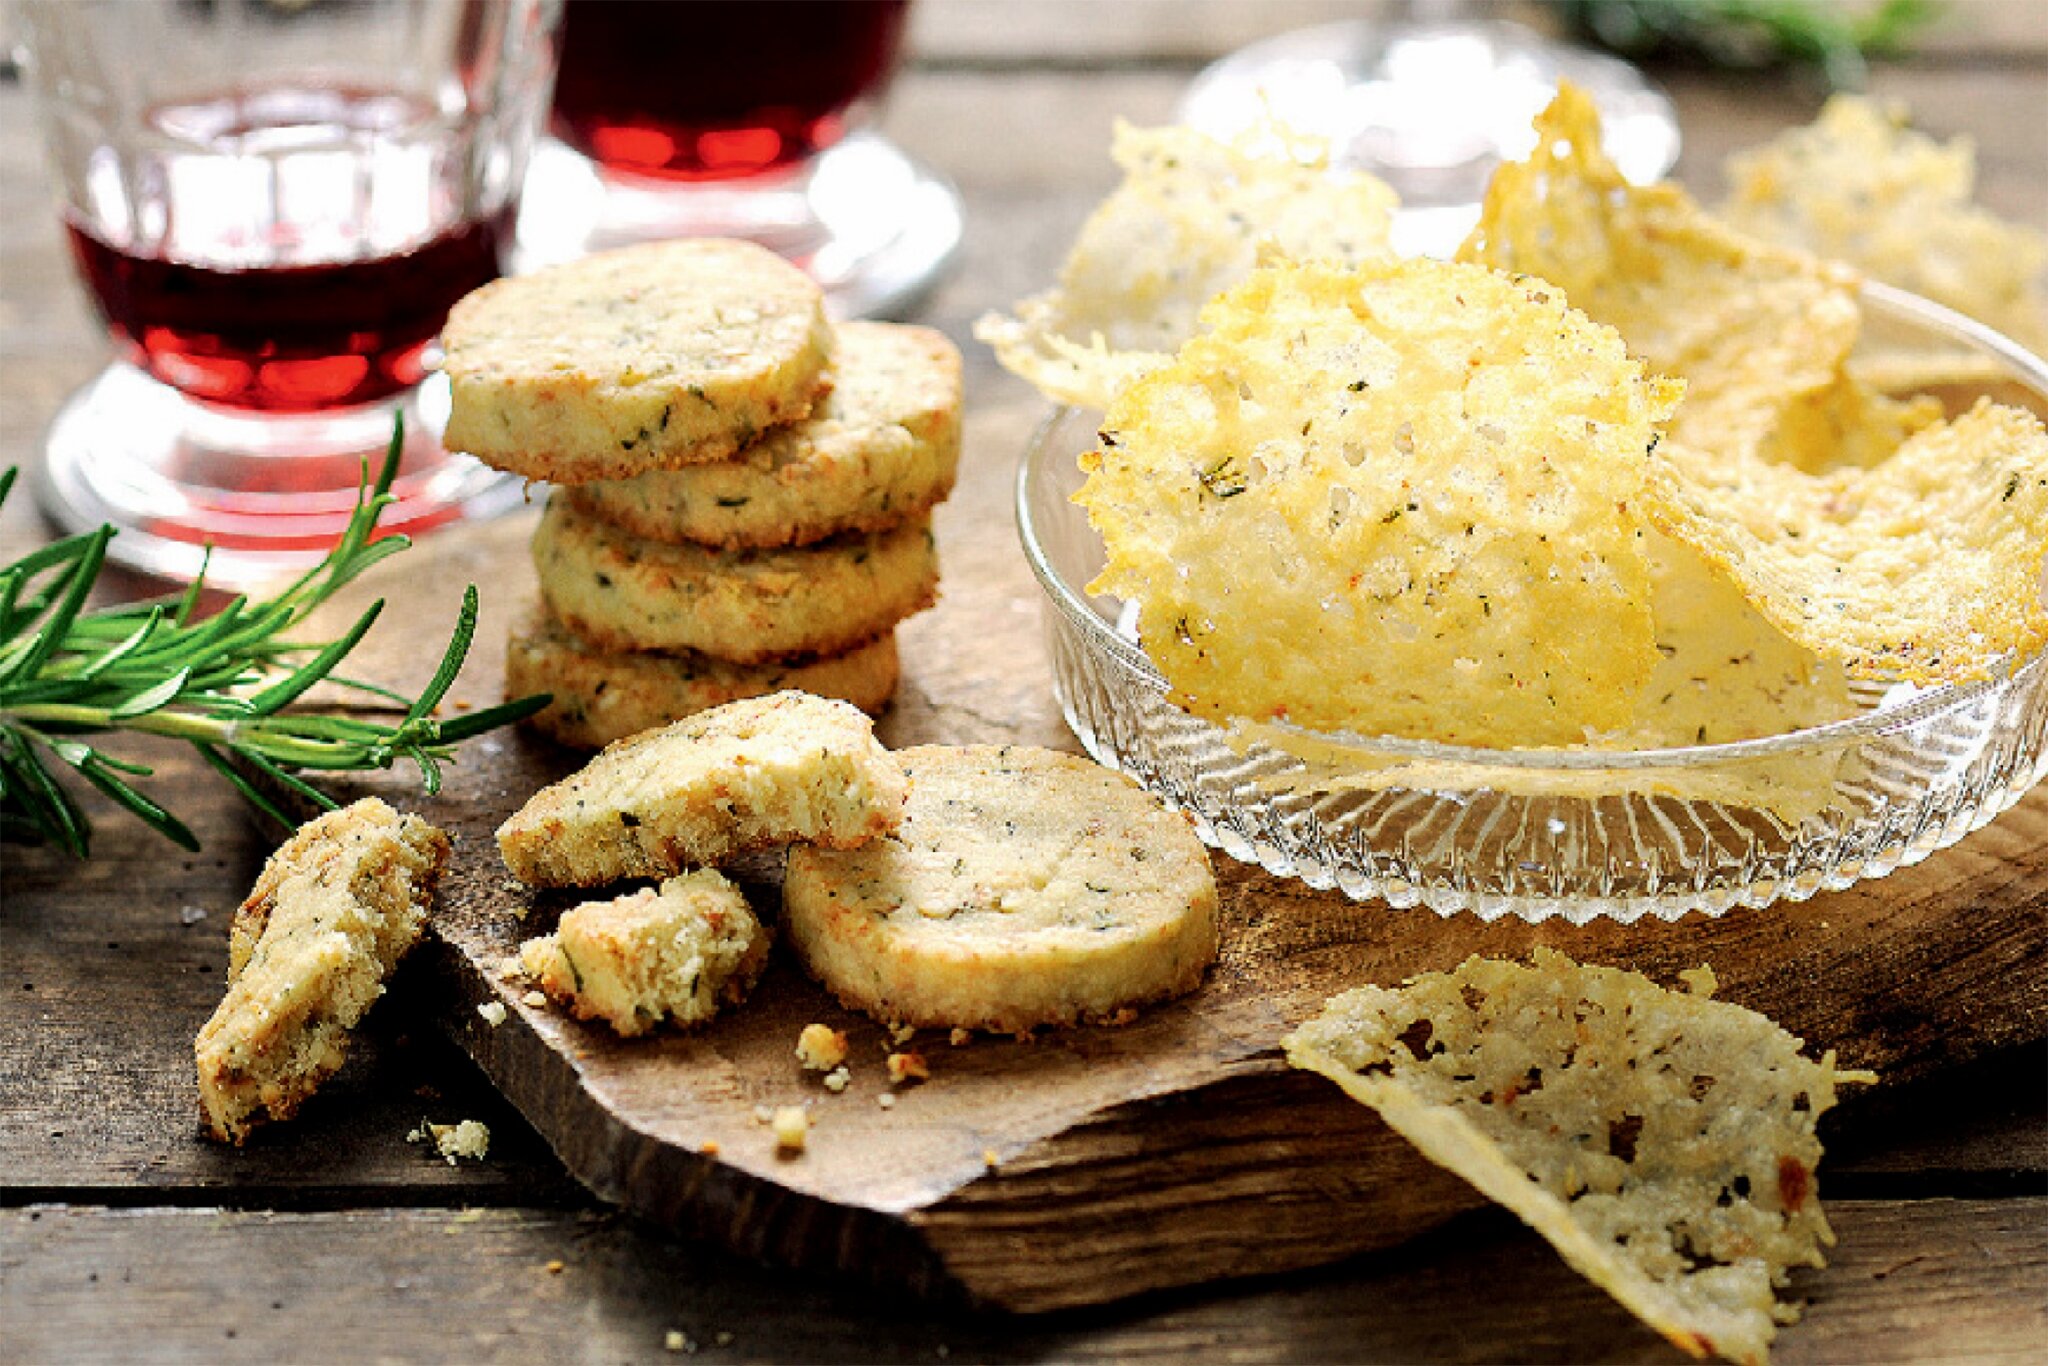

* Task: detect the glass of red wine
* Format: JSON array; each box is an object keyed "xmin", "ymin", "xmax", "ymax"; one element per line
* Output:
[
  {"xmin": 20, "ymin": 0, "xmax": 561, "ymax": 587},
  {"xmin": 517, "ymin": 0, "xmax": 961, "ymax": 320}
]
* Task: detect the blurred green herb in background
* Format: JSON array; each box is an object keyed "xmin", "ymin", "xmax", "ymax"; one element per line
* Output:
[{"xmin": 1563, "ymin": 0, "xmax": 1942, "ymax": 89}]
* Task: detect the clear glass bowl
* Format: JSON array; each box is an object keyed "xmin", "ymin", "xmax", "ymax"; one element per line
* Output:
[{"xmin": 1015, "ymin": 284, "xmax": 2048, "ymax": 924}]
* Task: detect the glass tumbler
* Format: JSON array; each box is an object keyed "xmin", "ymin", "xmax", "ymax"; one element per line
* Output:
[
  {"xmin": 517, "ymin": 0, "xmax": 961, "ymax": 320},
  {"xmin": 21, "ymin": 0, "xmax": 562, "ymax": 587}
]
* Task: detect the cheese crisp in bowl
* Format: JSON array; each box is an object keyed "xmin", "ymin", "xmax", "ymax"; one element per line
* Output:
[{"xmin": 1018, "ymin": 279, "xmax": 2048, "ymax": 923}]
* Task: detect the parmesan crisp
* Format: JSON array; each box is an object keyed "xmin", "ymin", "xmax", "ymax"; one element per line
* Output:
[
  {"xmin": 1723, "ymin": 95, "xmax": 2048, "ymax": 362},
  {"xmin": 1287, "ymin": 950, "xmax": 1875, "ymax": 1365},
  {"xmin": 975, "ymin": 120, "xmax": 1396, "ymax": 410},
  {"xmin": 1079, "ymin": 255, "xmax": 1679, "ymax": 747},
  {"xmin": 1459, "ymin": 83, "xmax": 1933, "ymax": 477},
  {"xmin": 1648, "ymin": 401, "xmax": 2048, "ymax": 684}
]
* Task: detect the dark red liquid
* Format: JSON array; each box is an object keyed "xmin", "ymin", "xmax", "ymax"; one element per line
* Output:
[
  {"xmin": 552, "ymin": 0, "xmax": 910, "ymax": 181},
  {"xmin": 67, "ymin": 210, "xmax": 510, "ymax": 413}
]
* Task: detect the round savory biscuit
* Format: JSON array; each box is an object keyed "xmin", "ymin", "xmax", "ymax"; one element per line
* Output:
[
  {"xmin": 442, "ymin": 239, "xmax": 832, "ymax": 482},
  {"xmin": 569, "ymin": 322, "xmax": 962, "ymax": 549},
  {"xmin": 507, "ymin": 603, "xmax": 900, "ymax": 749},
  {"xmin": 533, "ymin": 493, "xmax": 937, "ymax": 663},
  {"xmin": 782, "ymin": 745, "xmax": 1219, "ymax": 1033}
]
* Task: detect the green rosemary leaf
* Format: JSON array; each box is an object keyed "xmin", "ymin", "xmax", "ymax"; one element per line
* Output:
[
  {"xmin": 429, "ymin": 693, "xmax": 552, "ymax": 744},
  {"xmin": 74, "ymin": 606, "xmax": 166, "ymax": 681},
  {"xmin": 194, "ymin": 742, "xmax": 305, "ymax": 833},
  {"xmin": 245, "ymin": 599, "xmax": 385, "ymax": 716},
  {"xmin": 66, "ymin": 747, "xmax": 199, "ymax": 852},
  {"xmin": 0, "ymin": 525, "xmax": 112, "ymax": 687},
  {"xmin": 173, "ymin": 547, "xmax": 211, "ymax": 627},
  {"xmin": 229, "ymin": 743, "xmax": 343, "ymax": 815},
  {"xmin": 107, "ymin": 665, "xmax": 192, "ymax": 720},
  {"xmin": 4, "ymin": 728, "xmax": 91, "ymax": 857},
  {"xmin": 404, "ymin": 585, "xmax": 479, "ymax": 726}
]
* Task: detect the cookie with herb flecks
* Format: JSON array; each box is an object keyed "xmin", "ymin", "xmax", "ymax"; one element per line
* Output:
[
  {"xmin": 497, "ymin": 690, "xmax": 906, "ymax": 888},
  {"xmin": 442, "ymin": 239, "xmax": 832, "ymax": 483},
  {"xmin": 532, "ymin": 493, "xmax": 937, "ymax": 664},
  {"xmin": 506, "ymin": 601, "xmax": 899, "ymax": 749},
  {"xmin": 569, "ymin": 321, "xmax": 961, "ymax": 549},
  {"xmin": 783, "ymin": 745, "xmax": 1219, "ymax": 1033},
  {"xmin": 195, "ymin": 799, "xmax": 450, "ymax": 1144}
]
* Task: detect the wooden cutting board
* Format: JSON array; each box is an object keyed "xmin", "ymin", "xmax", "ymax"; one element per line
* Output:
[{"xmin": 334, "ymin": 495, "xmax": 2048, "ymax": 1314}]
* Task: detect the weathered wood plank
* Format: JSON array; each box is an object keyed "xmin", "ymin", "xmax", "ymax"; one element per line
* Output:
[{"xmin": 5, "ymin": 1199, "xmax": 2042, "ymax": 1364}]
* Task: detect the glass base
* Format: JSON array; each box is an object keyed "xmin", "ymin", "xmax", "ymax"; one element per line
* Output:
[
  {"xmin": 1177, "ymin": 17, "xmax": 1679, "ymax": 259},
  {"xmin": 515, "ymin": 131, "xmax": 964, "ymax": 320},
  {"xmin": 34, "ymin": 364, "xmax": 528, "ymax": 590}
]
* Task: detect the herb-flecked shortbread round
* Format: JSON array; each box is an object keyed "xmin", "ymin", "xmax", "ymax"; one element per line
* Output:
[
  {"xmin": 442, "ymin": 239, "xmax": 833, "ymax": 483},
  {"xmin": 533, "ymin": 493, "xmax": 938, "ymax": 663},
  {"xmin": 497, "ymin": 691, "xmax": 908, "ymax": 888},
  {"xmin": 782, "ymin": 745, "xmax": 1220, "ymax": 1033},
  {"xmin": 568, "ymin": 322, "xmax": 963, "ymax": 549},
  {"xmin": 507, "ymin": 603, "xmax": 900, "ymax": 749},
  {"xmin": 517, "ymin": 870, "xmax": 769, "ymax": 1037}
]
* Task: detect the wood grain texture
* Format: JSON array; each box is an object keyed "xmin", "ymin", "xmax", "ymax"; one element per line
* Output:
[
  {"xmin": 7, "ymin": 1199, "xmax": 2044, "ymax": 1364},
  {"xmin": 307, "ymin": 475, "xmax": 2048, "ymax": 1311}
]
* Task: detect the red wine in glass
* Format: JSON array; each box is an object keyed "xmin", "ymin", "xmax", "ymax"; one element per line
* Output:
[
  {"xmin": 551, "ymin": 0, "xmax": 911, "ymax": 182},
  {"xmin": 64, "ymin": 86, "xmax": 513, "ymax": 414}
]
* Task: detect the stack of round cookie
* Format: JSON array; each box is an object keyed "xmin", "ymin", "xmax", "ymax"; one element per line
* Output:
[{"xmin": 441, "ymin": 239, "xmax": 961, "ymax": 747}]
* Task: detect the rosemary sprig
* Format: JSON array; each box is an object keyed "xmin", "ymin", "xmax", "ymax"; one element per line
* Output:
[{"xmin": 0, "ymin": 427, "xmax": 547, "ymax": 858}]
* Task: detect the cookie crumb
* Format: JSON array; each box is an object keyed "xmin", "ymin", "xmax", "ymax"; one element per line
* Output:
[
  {"xmin": 699, "ymin": 1139, "xmax": 721, "ymax": 1156},
  {"xmin": 522, "ymin": 990, "xmax": 548, "ymax": 1009},
  {"xmin": 949, "ymin": 1028, "xmax": 971, "ymax": 1047},
  {"xmin": 886, "ymin": 1051, "xmax": 928, "ymax": 1086},
  {"xmin": 410, "ymin": 1119, "xmax": 490, "ymax": 1165},
  {"xmin": 822, "ymin": 1065, "xmax": 851, "ymax": 1094},
  {"xmin": 889, "ymin": 1022, "xmax": 916, "ymax": 1045},
  {"xmin": 545, "ymin": 1259, "xmax": 565, "ymax": 1275},
  {"xmin": 982, "ymin": 1148, "xmax": 1000, "ymax": 1170},
  {"xmin": 772, "ymin": 1106, "xmax": 809, "ymax": 1154},
  {"xmin": 796, "ymin": 1022, "xmax": 849, "ymax": 1071},
  {"xmin": 877, "ymin": 1093, "xmax": 897, "ymax": 1110},
  {"xmin": 477, "ymin": 1001, "xmax": 508, "ymax": 1027},
  {"xmin": 752, "ymin": 1105, "xmax": 775, "ymax": 1125},
  {"xmin": 664, "ymin": 1329, "xmax": 693, "ymax": 1354},
  {"xmin": 715, "ymin": 1331, "xmax": 734, "ymax": 1347}
]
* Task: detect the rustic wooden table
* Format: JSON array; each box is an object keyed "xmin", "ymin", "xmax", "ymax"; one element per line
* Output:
[{"xmin": 4, "ymin": 3, "xmax": 2045, "ymax": 1361}]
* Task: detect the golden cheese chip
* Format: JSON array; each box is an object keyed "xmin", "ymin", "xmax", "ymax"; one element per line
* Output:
[
  {"xmin": 1648, "ymin": 401, "xmax": 2048, "ymax": 683},
  {"xmin": 1235, "ymin": 532, "xmax": 1854, "ymax": 822},
  {"xmin": 1078, "ymin": 256, "xmax": 1680, "ymax": 747},
  {"xmin": 1286, "ymin": 950, "xmax": 1875, "ymax": 1366},
  {"xmin": 1723, "ymin": 95, "xmax": 2048, "ymax": 363},
  {"xmin": 974, "ymin": 120, "xmax": 1397, "ymax": 410},
  {"xmin": 1459, "ymin": 84, "xmax": 1930, "ymax": 476},
  {"xmin": 1612, "ymin": 532, "xmax": 1857, "ymax": 750}
]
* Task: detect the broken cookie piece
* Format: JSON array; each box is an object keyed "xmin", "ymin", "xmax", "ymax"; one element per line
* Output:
[
  {"xmin": 518, "ymin": 869, "xmax": 769, "ymax": 1037},
  {"xmin": 497, "ymin": 690, "xmax": 906, "ymax": 887},
  {"xmin": 195, "ymin": 799, "xmax": 451, "ymax": 1145}
]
